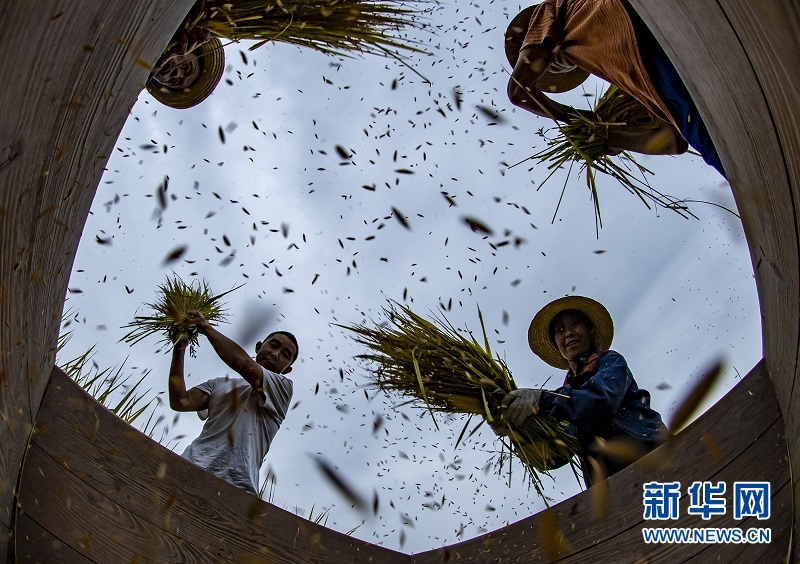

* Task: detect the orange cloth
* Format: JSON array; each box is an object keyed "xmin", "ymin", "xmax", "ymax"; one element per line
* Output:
[{"xmin": 521, "ymin": 0, "xmax": 679, "ymax": 131}]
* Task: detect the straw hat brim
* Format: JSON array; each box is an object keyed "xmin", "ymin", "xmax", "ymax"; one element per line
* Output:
[
  {"xmin": 146, "ymin": 37, "xmax": 225, "ymax": 110},
  {"xmin": 528, "ymin": 296, "xmax": 614, "ymax": 369},
  {"xmin": 504, "ymin": 5, "xmax": 590, "ymax": 94}
]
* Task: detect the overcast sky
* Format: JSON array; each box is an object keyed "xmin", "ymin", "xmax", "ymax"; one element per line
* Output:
[{"xmin": 58, "ymin": 0, "xmax": 761, "ymax": 553}]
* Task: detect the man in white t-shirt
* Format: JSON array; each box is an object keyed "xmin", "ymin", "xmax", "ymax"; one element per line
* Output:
[{"xmin": 168, "ymin": 309, "xmax": 298, "ymax": 494}]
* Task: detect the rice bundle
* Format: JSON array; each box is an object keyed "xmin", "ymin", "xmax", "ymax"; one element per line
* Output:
[
  {"xmin": 180, "ymin": 0, "xmax": 429, "ymax": 58},
  {"xmin": 528, "ymin": 85, "xmax": 694, "ymax": 230},
  {"xmin": 341, "ymin": 301, "xmax": 581, "ymax": 496},
  {"xmin": 121, "ymin": 274, "xmax": 241, "ymax": 355}
]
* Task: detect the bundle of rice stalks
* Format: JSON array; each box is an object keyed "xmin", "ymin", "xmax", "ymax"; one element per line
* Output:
[
  {"xmin": 522, "ymin": 85, "xmax": 695, "ymax": 232},
  {"xmin": 121, "ymin": 274, "xmax": 241, "ymax": 355},
  {"xmin": 181, "ymin": 0, "xmax": 429, "ymax": 58},
  {"xmin": 341, "ymin": 301, "xmax": 581, "ymax": 497}
]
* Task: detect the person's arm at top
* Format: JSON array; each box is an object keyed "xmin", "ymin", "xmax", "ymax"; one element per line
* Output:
[
  {"xmin": 168, "ymin": 333, "xmax": 210, "ymax": 412},
  {"xmin": 508, "ymin": 42, "xmax": 573, "ymax": 122},
  {"xmin": 185, "ymin": 310, "xmax": 266, "ymax": 395},
  {"xmin": 538, "ymin": 351, "xmax": 632, "ymax": 425},
  {"xmin": 607, "ymin": 117, "xmax": 689, "ymax": 155},
  {"xmin": 508, "ymin": 43, "xmax": 687, "ymax": 156}
]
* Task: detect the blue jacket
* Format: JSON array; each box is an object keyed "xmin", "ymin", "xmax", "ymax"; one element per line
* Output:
[{"xmin": 538, "ymin": 350, "xmax": 666, "ymax": 448}]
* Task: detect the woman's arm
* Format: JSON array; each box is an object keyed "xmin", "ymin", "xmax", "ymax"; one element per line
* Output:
[{"xmin": 539, "ymin": 351, "xmax": 632, "ymax": 425}]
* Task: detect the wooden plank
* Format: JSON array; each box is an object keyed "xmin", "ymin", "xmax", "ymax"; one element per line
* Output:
[
  {"xmin": 720, "ymin": 0, "xmax": 800, "ymax": 500},
  {"xmin": 631, "ymin": 2, "xmax": 800, "ymax": 559},
  {"xmin": 410, "ymin": 362, "xmax": 784, "ymax": 562},
  {"xmin": 714, "ymin": 0, "xmax": 800, "ymax": 294},
  {"xmin": 716, "ymin": 1, "xmax": 800, "ymax": 245},
  {"xmin": 421, "ymin": 416, "xmax": 788, "ymax": 564},
  {"xmin": 28, "ymin": 368, "xmax": 408, "ymax": 564},
  {"xmin": 1, "ymin": 2, "xmax": 797, "ymax": 564},
  {"xmin": 685, "ymin": 481, "xmax": 793, "ymax": 564},
  {"xmin": 14, "ymin": 513, "xmax": 94, "ymax": 564},
  {"xmin": 634, "ymin": 2, "xmax": 800, "ymax": 560},
  {"xmin": 0, "ymin": 522, "xmax": 11, "ymax": 559},
  {"xmin": 0, "ymin": 1, "xmax": 193, "ymax": 556},
  {"xmin": 712, "ymin": 3, "xmax": 800, "ymax": 559},
  {"xmin": 631, "ymin": 0, "xmax": 795, "ymax": 240},
  {"xmin": 631, "ymin": 0, "xmax": 799, "ymax": 430},
  {"xmin": 545, "ymin": 419, "xmax": 790, "ymax": 563},
  {"xmin": 20, "ymin": 445, "xmax": 219, "ymax": 564}
]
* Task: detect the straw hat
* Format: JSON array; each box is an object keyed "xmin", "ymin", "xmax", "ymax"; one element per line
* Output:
[
  {"xmin": 146, "ymin": 37, "xmax": 225, "ymax": 110},
  {"xmin": 504, "ymin": 5, "xmax": 590, "ymax": 94},
  {"xmin": 528, "ymin": 296, "xmax": 613, "ymax": 369}
]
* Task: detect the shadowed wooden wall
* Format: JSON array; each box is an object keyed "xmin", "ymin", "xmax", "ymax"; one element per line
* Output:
[
  {"xmin": 16, "ymin": 367, "xmax": 407, "ymax": 563},
  {"xmin": 628, "ymin": 0, "xmax": 800, "ymax": 556},
  {"xmin": 1, "ymin": 0, "xmax": 798, "ymax": 562},
  {"xmin": 0, "ymin": 2, "xmax": 195, "ymax": 559},
  {"xmin": 14, "ymin": 362, "xmax": 789, "ymax": 562}
]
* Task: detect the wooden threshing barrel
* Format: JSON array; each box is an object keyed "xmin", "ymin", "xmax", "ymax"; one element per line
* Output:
[{"xmin": 0, "ymin": 1, "xmax": 797, "ymax": 561}]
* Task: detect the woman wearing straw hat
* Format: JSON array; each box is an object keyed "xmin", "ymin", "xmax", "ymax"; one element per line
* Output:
[
  {"xmin": 498, "ymin": 296, "xmax": 668, "ymax": 486},
  {"xmin": 146, "ymin": 1, "xmax": 226, "ymax": 109},
  {"xmin": 505, "ymin": 0, "xmax": 725, "ymax": 177}
]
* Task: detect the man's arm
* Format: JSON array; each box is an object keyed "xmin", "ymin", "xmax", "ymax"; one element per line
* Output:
[
  {"xmin": 168, "ymin": 333, "xmax": 210, "ymax": 412},
  {"xmin": 186, "ymin": 310, "xmax": 265, "ymax": 395}
]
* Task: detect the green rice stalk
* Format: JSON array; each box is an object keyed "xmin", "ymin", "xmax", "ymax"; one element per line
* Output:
[
  {"xmin": 521, "ymin": 85, "xmax": 696, "ymax": 232},
  {"xmin": 453, "ymin": 413, "xmax": 474, "ymax": 450},
  {"xmin": 58, "ymin": 330, "xmax": 161, "ymax": 434},
  {"xmin": 259, "ymin": 466, "xmax": 277, "ymax": 502},
  {"xmin": 120, "ymin": 274, "xmax": 241, "ymax": 356},
  {"xmin": 307, "ymin": 504, "xmax": 332, "ymax": 525},
  {"xmin": 339, "ymin": 301, "xmax": 582, "ymax": 498},
  {"xmin": 411, "ymin": 347, "xmax": 439, "ymax": 429},
  {"xmin": 175, "ymin": 0, "xmax": 430, "ymax": 59}
]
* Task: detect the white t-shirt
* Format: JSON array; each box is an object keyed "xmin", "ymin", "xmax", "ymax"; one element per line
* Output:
[{"xmin": 181, "ymin": 368, "xmax": 293, "ymax": 494}]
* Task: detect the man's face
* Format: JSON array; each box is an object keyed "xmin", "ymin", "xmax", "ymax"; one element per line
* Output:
[
  {"xmin": 255, "ymin": 334, "xmax": 297, "ymax": 374},
  {"xmin": 551, "ymin": 311, "xmax": 595, "ymax": 364},
  {"xmin": 152, "ymin": 52, "xmax": 200, "ymax": 90}
]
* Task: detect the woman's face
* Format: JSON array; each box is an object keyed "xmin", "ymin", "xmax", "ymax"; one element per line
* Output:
[{"xmin": 551, "ymin": 311, "xmax": 595, "ymax": 364}]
